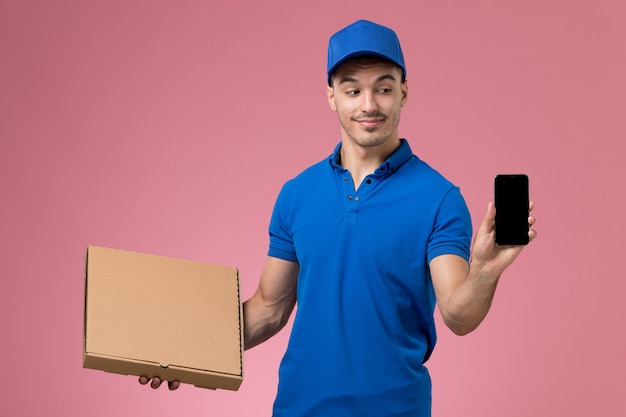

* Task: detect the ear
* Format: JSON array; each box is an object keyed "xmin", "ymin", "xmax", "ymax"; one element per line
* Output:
[
  {"xmin": 401, "ymin": 80, "xmax": 408, "ymax": 107},
  {"xmin": 326, "ymin": 84, "xmax": 337, "ymax": 112}
]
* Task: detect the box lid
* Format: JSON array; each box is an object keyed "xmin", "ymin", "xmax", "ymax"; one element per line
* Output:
[{"xmin": 83, "ymin": 246, "xmax": 243, "ymax": 389}]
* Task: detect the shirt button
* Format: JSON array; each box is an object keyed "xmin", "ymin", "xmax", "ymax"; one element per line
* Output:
[
  {"xmin": 344, "ymin": 177, "xmax": 349, "ymax": 182},
  {"xmin": 366, "ymin": 179, "xmax": 372, "ymax": 184},
  {"xmin": 355, "ymin": 196, "xmax": 360, "ymax": 201},
  {"xmin": 347, "ymin": 196, "xmax": 352, "ymax": 200}
]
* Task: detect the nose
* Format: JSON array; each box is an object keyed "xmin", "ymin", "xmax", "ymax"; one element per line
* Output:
[{"xmin": 360, "ymin": 90, "xmax": 378, "ymax": 113}]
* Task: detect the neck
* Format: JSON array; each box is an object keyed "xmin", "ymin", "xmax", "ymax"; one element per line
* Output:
[{"xmin": 339, "ymin": 137, "xmax": 401, "ymax": 189}]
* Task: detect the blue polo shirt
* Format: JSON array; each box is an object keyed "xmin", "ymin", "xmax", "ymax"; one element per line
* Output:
[{"xmin": 268, "ymin": 139, "xmax": 472, "ymax": 417}]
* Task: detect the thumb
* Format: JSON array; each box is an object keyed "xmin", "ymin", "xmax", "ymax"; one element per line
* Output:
[{"xmin": 477, "ymin": 202, "xmax": 495, "ymax": 238}]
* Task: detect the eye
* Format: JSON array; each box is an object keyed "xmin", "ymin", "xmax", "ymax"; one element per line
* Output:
[
  {"xmin": 378, "ymin": 87, "xmax": 392, "ymax": 94},
  {"xmin": 346, "ymin": 89, "xmax": 360, "ymax": 96}
]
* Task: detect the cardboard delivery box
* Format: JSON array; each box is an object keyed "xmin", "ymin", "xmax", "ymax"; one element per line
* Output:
[{"xmin": 83, "ymin": 246, "xmax": 243, "ymax": 390}]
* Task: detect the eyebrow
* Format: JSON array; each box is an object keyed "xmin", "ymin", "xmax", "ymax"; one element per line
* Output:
[{"xmin": 338, "ymin": 73, "xmax": 398, "ymax": 85}]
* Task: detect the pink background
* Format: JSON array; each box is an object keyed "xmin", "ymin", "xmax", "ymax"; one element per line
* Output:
[{"xmin": 1, "ymin": 0, "xmax": 625, "ymax": 415}]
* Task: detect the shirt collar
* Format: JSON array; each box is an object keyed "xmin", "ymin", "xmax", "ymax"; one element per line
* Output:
[{"xmin": 329, "ymin": 139, "xmax": 414, "ymax": 175}]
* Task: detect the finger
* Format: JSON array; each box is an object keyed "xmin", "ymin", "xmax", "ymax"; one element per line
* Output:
[
  {"xmin": 487, "ymin": 201, "xmax": 496, "ymax": 220},
  {"xmin": 529, "ymin": 200, "xmax": 535, "ymax": 211},
  {"xmin": 138, "ymin": 376, "xmax": 150, "ymax": 385},
  {"xmin": 478, "ymin": 202, "xmax": 496, "ymax": 235},
  {"xmin": 528, "ymin": 215, "xmax": 536, "ymax": 227},
  {"xmin": 151, "ymin": 377, "xmax": 163, "ymax": 389},
  {"xmin": 168, "ymin": 380, "xmax": 181, "ymax": 391}
]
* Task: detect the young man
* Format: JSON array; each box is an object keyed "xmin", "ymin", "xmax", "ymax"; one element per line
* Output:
[{"xmin": 142, "ymin": 20, "xmax": 537, "ymax": 416}]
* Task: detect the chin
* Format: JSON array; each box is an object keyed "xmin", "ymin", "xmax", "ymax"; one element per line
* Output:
[{"xmin": 354, "ymin": 135, "xmax": 390, "ymax": 148}]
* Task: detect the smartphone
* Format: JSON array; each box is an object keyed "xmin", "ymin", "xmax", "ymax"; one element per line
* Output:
[{"xmin": 494, "ymin": 174, "xmax": 529, "ymax": 245}]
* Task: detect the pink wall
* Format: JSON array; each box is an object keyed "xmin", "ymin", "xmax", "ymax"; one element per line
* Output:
[{"xmin": 1, "ymin": 0, "xmax": 625, "ymax": 415}]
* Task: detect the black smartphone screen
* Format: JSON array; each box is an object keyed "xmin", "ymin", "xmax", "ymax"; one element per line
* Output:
[{"xmin": 494, "ymin": 174, "xmax": 529, "ymax": 245}]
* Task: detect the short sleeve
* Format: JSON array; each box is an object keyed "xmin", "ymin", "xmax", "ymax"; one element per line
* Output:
[
  {"xmin": 268, "ymin": 183, "xmax": 298, "ymax": 262},
  {"xmin": 427, "ymin": 186, "xmax": 472, "ymax": 263}
]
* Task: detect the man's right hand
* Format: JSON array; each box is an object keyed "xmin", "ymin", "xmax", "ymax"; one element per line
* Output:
[{"xmin": 138, "ymin": 376, "xmax": 180, "ymax": 390}]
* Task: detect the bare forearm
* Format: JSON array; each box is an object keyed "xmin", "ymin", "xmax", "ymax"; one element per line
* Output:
[
  {"xmin": 434, "ymin": 202, "xmax": 536, "ymax": 336},
  {"xmin": 442, "ymin": 265, "xmax": 500, "ymax": 336}
]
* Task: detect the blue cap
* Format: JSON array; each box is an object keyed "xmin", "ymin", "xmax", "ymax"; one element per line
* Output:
[{"xmin": 327, "ymin": 20, "xmax": 406, "ymax": 85}]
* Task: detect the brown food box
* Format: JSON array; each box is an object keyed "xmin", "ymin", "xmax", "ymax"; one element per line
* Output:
[{"xmin": 83, "ymin": 246, "xmax": 244, "ymax": 390}]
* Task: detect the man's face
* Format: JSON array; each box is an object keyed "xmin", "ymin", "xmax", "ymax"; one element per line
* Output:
[{"xmin": 327, "ymin": 59, "xmax": 408, "ymax": 149}]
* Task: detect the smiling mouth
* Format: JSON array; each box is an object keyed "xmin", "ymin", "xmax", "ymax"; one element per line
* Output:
[
  {"xmin": 355, "ymin": 112, "xmax": 386, "ymax": 127},
  {"xmin": 356, "ymin": 118, "xmax": 384, "ymax": 129}
]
